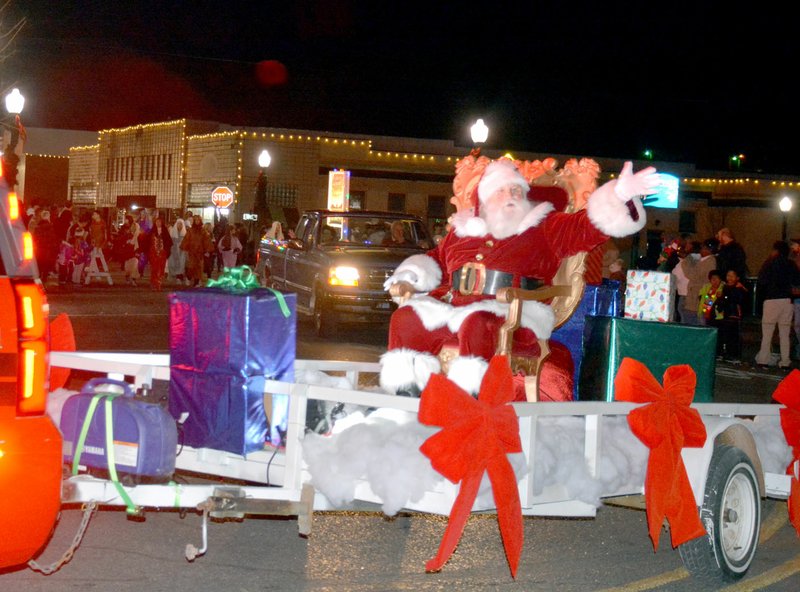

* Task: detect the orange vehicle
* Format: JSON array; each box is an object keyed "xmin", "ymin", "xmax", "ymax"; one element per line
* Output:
[{"xmin": 0, "ymin": 170, "xmax": 62, "ymax": 569}]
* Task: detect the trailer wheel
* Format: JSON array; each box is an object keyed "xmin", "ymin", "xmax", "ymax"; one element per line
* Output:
[
  {"xmin": 313, "ymin": 288, "xmax": 336, "ymax": 338},
  {"xmin": 679, "ymin": 444, "xmax": 761, "ymax": 585}
]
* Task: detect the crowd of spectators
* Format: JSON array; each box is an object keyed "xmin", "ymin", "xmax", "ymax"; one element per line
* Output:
[
  {"xmin": 646, "ymin": 227, "xmax": 800, "ymax": 369},
  {"xmin": 24, "ymin": 205, "xmax": 253, "ymax": 290}
]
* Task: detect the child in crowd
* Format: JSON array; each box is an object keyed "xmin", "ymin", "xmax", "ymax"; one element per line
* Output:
[
  {"xmin": 698, "ymin": 269, "xmax": 725, "ymax": 325},
  {"xmin": 117, "ymin": 216, "xmax": 141, "ymax": 285},
  {"xmin": 713, "ymin": 269, "xmax": 748, "ymax": 363},
  {"xmin": 56, "ymin": 239, "xmax": 74, "ymax": 285},
  {"xmin": 70, "ymin": 231, "xmax": 91, "ymax": 285}
]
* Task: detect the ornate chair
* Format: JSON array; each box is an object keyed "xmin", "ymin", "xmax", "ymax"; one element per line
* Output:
[{"xmin": 391, "ymin": 155, "xmax": 601, "ymax": 402}]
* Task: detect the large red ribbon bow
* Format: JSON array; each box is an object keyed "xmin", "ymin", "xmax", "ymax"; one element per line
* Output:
[
  {"xmin": 614, "ymin": 358, "xmax": 707, "ymax": 550},
  {"xmin": 418, "ymin": 355, "xmax": 523, "ymax": 577},
  {"xmin": 772, "ymin": 369, "xmax": 800, "ymax": 536}
]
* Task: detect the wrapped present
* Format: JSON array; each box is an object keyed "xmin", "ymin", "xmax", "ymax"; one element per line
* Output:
[
  {"xmin": 578, "ymin": 316, "xmax": 716, "ymax": 402},
  {"xmin": 168, "ymin": 284, "xmax": 296, "ymax": 454},
  {"xmin": 169, "ymin": 370, "xmax": 270, "ymax": 455},
  {"xmin": 552, "ymin": 279, "xmax": 623, "ymax": 398},
  {"xmin": 624, "ymin": 270, "xmax": 675, "ymax": 322}
]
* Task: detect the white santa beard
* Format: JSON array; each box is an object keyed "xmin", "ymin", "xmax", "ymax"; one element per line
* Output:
[{"xmin": 483, "ymin": 199, "xmax": 533, "ymax": 239}]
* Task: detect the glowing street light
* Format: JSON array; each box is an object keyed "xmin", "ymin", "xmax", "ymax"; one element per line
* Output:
[
  {"xmin": 469, "ymin": 118, "xmax": 488, "ymax": 157},
  {"xmin": 470, "ymin": 118, "xmax": 488, "ymax": 145},
  {"xmin": 3, "ymin": 88, "xmax": 25, "ymax": 188},
  {"xmin": 258, "ymin": 149, "xmax": 271, "ymax": 169},
  {"xmin": 779, "ymin": 196, "xmax": 793, "ymax": 241},
  {"xmin": 4, "ymin": 88, "xmax": 24, "ymax": 114}
]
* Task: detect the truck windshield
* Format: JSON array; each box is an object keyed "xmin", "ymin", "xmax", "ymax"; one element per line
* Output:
[{"xmin": 320, "ymin": 215, "xmax": 433, "ymax": 249}]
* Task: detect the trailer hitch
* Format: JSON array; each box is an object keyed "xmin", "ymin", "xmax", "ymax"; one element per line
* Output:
[{"xmin": 185, "ymin": 484, "xmax": 315, "ymax": 562}]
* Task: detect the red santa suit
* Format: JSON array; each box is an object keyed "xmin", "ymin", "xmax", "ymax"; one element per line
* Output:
[{"xmin": 379, "ymin": 159, "xmax": 654, "ymax": 400}]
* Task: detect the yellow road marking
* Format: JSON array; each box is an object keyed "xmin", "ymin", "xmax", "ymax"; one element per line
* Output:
[
  {"xmin": 594, "ymin": 567, "xmax": 688, "ymax": 592},
  {"xmin": 719, "ymin": 556, "xmax": 800, "ymax": 591},
  {"xmin": 596, "ymin": 502, "xmax": 790, "ymax": 592},
  {"xmin": 759, "ymin": 502, "xmax": 788, "ymax": 543}
]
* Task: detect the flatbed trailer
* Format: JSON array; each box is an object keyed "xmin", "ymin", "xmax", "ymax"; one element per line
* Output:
[{"xmin": 47, "ymin": 350, "xmax": 796, "ymax": 585}]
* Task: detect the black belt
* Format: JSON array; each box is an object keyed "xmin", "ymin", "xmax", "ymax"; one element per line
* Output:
[{"xmin": 451, "ymin": 264, "xmax": 542, "ymax": 296}]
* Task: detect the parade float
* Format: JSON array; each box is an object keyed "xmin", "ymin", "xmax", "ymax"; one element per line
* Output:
[{"xmin": 32, "ymin": 154, "xmax": 800, "ymax": 585}]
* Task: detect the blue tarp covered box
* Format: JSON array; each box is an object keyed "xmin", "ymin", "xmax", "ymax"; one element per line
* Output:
[
  {"xmin": 168, "ymin": 288, "xmax": 296, "ymax": 455},
  {"xmin": 551, "ymin": 279, "xmax": 623, "ymax": 399}
]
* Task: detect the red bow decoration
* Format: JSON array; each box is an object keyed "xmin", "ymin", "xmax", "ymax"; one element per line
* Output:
[
  {"xmin": 614, "ymin": 358, "xmax": 707, "ymax": 550},
  {"xmin": 771, "ymin": 369, "xmax": 800, "ymax": 536},
  {"xmin": 418, "ymin": 355, "xmax": 523, "ymax": 577}
]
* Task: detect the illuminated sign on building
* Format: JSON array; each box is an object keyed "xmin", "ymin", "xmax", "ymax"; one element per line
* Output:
[{"xmin": 327, "ymin": 170, "xmax": 350, "ymax": 211}]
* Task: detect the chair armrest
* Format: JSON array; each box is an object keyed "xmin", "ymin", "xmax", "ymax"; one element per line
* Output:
[
  {"xmin": 495, "ymin": 285, "xmax": 572, "ymax": 304},
  {"xmin": 495, "ymin": 284, "xmax": 572, "ymax": 358}
]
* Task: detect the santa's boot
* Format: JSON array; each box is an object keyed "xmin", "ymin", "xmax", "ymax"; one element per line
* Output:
[
  {"xmin": 446, "ymin": 356, "xmax": 489, "ymax": 397},
  {"xmin": 379, "ymin": 349, "xmax": 441, "ymax": 397}
]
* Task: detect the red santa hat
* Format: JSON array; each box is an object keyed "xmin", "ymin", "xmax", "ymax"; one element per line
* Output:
[{"xmin": 477, "ymin": 160, "xmax": 530, "ymax": 203}]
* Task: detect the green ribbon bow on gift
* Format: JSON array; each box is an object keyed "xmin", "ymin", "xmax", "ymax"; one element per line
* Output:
[{"xmin": 206, "ymin": 266, "xmax": 291, "ymax": 318}]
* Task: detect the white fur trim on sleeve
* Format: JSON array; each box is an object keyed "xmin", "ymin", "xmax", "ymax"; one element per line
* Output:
[
  {"xmin": 586, "ymin": 180, "xmax": 647, "ymax": 237},
  {"xmin": 394, "ymin": 254, "xmax": 443, "ymax": 292}
]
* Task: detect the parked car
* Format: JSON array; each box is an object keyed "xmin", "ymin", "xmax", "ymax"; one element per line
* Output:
[
  {"xmin": 0, "ymin": 179, "xmax": 62, "ymax": 569},
  {"xmin": 255, "ymin": 210, "xmax": 433, "ymax": 336}
]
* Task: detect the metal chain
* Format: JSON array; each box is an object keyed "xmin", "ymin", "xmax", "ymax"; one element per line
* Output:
[{"xmin": 27, "ymin": 501, "xmax": 98, "ymax": 575}]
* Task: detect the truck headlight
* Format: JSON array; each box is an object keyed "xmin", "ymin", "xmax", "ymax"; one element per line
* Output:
[{"xmin": 328, "ymin": 266, "xmax": 359, "ymax": 287}]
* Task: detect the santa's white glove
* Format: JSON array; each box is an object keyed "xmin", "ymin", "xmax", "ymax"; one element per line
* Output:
[
  {"xmin": 613, "ymin": 161, "xmax": 660, "ymax": 202},
  {"xmin": 383, "ymin": 270, "xmax": 418, "ymax": 291}
]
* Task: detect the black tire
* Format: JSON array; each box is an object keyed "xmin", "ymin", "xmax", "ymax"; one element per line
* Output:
[
  {"xmin": 679, "ymin": 444, "xmax": 761, "ymax": 585},
  {"xmin": 312, "ymin": 289, "xmax": 336, "ymax": 338}
]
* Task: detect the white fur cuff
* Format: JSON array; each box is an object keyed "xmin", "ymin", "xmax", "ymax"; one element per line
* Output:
[
  {"xmin": 586, "ymin": 181, "xmax": 646, "ymax": 237},
  {"xmin": 393, "ymin": 254, "xmax": 442, "ymax": 293}
]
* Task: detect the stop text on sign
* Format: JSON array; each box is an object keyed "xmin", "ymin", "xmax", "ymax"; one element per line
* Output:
[{"xmin": 211, "ymin": 186, "xmax": 234, "ymax": 208}]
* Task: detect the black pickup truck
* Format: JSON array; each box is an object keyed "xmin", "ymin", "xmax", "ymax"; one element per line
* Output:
[{"xmin": 255, "ymin": 210, "xmax": 433, "ymax": 336}]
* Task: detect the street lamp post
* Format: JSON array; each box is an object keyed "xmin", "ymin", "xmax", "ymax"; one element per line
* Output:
[
  {"xmin": 2, "ymin": 88, "xmax": 25, "ymax": 188},
  {"xmin": 251, "ymin": 149, "xmax": 271, "ymax": 263},
  {"xmin": 470, "ymin": 118, "xmax": 488, "ymax": 157},
  {"xmin": 779, "ymin": 196, "xmax": 793, "ymax": 242}
]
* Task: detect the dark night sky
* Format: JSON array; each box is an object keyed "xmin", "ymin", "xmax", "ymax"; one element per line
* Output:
[{"xmin": 6, "ymin": 1, "xmax": 800, "ymax": 174}]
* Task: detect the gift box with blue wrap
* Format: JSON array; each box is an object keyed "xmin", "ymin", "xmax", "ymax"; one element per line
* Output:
[
  {"xmin": 168, "ymin": 286, "xmax": 296, "ymax": 455},
  {"xmin": 551, "ymin": 279, "xmax": 623, "ymax": 399},
  {"xmin": 577, "ymin": 315, "xmax": 716, "ymax": 403}
]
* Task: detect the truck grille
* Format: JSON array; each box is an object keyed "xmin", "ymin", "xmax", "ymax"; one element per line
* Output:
[{"xmin": 363, "ymin": 267, "xmax": 396, "ymax": 291}]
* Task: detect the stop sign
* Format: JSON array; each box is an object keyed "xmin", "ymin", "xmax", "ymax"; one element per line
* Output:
[{"xmin": 211, "ymin": 186, "xmax": 234, "ymax": 208}]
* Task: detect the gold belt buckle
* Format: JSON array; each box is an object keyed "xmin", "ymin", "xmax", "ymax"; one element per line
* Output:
[{"xmin": 458, "ymin": 262, "xmax": 486, "ymax": 295}]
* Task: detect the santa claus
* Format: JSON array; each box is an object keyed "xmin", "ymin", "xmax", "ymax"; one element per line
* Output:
[{"xmin": 380, "ymin": 158, "xmax": 659, "ymax": 399}]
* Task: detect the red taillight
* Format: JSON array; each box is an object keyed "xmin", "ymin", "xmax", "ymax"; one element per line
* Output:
[
  {"xmin": 7, "ymin": 192, "xmax": 19, "ymax": 220},
  {"xmin": 13, "ymin": 282, "xmax": 49, "ymax": 415},
  {"xmin": 22, "ymin": 232, "xmax": 33, "ymax": 261},
  {"xmin": 15, "ymin": 283, "xmax": 48, "ymax": 338},
  {"xmin": 18, "ymin": 341, "xmax": 47, "ymax": 415}
]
